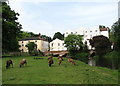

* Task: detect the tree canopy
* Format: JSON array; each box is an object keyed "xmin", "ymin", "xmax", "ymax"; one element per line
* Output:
[
  {"xmin": 25, "ymin": 42, "xmax": 37, "ymax": 55},
  {"xmin": 89, "ymin": 35, "xmax": 111, "ymax": 66},
  {"xmin": 2, "ymin": 2, "xmax": 22, "ymax": 53},
  {"xmin": 89, "ymin": 35, "xmax": 111, "ymax": 55},
  {"xmin": 53, "ymin": 32, "xmax": 64, "ymax": 40},
  {"xmin": 64, "ymin": 34, "xmax": 83, "ymax": 53}
]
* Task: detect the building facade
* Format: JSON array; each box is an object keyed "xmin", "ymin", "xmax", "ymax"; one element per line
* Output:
[
  {"xmin": 18, "ymin": 37, "xmax": 49, "ymax": 52},
  {"xmin": 64, "ymin": 27, "xmax": 109, "ymax": 49},
  {"xmin": 50, "ymin": 38, "xmax": 67, "ymax": 51}
]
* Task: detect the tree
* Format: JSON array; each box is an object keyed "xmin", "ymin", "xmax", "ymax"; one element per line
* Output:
[
  {"xmin": 111, "ymin": 19, "xmax": 120, "ymax": 52},
  {"xmin": 110, "ymin": 19, "xmax": 120, "ymax": 69},
  {"xmin": 89, "ymin": 35, "xmax": 111, "ymax": 66},
  {"xmin": 25, "ymin": 42, "xmax": 37, "ymax": 55},
  {"xmin": 53, "ymin": 32, "xmax": 64, "ymax": 40},
  {"xmin": 64, "ymin": 34, "xmax": 83, "ymax": 56},
  {"xmin": 2, "ymin": 2, "xmax": 22, "ymax": 53}
]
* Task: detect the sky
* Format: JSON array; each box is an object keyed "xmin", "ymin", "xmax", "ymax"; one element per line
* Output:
[{"xmin": 9, "ymin": 0, "xmax": 119, "ymax": 37}]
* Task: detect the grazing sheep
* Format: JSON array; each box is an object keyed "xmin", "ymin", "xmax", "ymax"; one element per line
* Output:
[
  {"xmin": 20, "ymin": 59, "xmax": 27, "ymax": 68},
  {"xmin": 58, "ymin": 55, "xmax": 63, "ymax": 61},
  {"xmin": 6, "ymin": 60, "xmax": 13, "ymax": 69},
  {"xmin": 48, "ymin": 56, "xmax": 53, "ymax": 67},
  {"xmin": 58, "ymin": 58, "xmax": 62, "ymax": 65},
  {"xmin": 68, "ymin": 59, "xmax": 75, "ymax": 65}
]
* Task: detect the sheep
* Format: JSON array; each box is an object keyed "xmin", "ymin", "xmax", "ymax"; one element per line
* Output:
[
  {"xmin": 48, "ymin": 56, "xmax": 53, "ymax": 67},
  {"xmin": 58, "ymin": 58, "xmax": 62, "ymax": 65},
  {"xmin": 68, "ymin": 59, "xmax": 75, "ymax": 65},
  {"xmin": 20, "ymin": 59, "xmax": 27, "ymax": 68},
  {"xmin": 58, "ymin": 55, "xmax": 63, "ymax": 61},
  {"xmin": 6, "ymin": 60, "xmax": 13, "ymax": 69}
]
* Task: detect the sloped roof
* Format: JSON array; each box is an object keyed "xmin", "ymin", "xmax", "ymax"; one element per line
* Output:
[
  {"xmin": 19, "ymin": 37, "xmax": 45, "ymax": 41},
  {"xmin": 99, "ymin": 28, "xmax": 108, "ymax": 31}
]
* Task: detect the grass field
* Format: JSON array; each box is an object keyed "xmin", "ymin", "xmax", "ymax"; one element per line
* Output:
[{"xmin": 2, "ymin": 56, "xmax": 118, "ymax": 84}]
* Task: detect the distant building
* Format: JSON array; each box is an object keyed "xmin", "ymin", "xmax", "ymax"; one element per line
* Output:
[
  {"xmin": 64, "ymin": 26, "xmax": 109, "ymax": 49},
  {"xmin": 50, "ymin": 38, "xmax": 67, "ymax": 51},
  {"xmin": 18, "ymin": 37, "xmax": 49, "ymax": 52}
]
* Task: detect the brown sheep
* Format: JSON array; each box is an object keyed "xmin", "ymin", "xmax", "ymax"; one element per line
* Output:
[
  {"xmin": 6, "ymin": 60, "xmax": 13, "ymax": 69},
  {"xmin": 20, "ymin": 59, "xmax": 27, "ymax": 68},
  {"xmin": 48, "ymin": 56, "xmax": 53, "ymax": 67},
  {"xmin": 58, "ymin": 58, "xmax": 62, "ymax": 65},
  {"xmin": 68, "ymin": 59, "xmax": 75, "ymax": 65},
  {"xmin": 58, "ymin": 55, "xmax": 63, "ymax": 61}
]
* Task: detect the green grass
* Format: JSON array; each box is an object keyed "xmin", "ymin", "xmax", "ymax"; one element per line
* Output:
[{"xmin": 2, "ymin": 56, "xmax": 118, "ymax": 84}]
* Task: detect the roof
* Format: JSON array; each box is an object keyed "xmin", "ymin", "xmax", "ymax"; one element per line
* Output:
[
  {"xmin": 99, "ymin": 28, "xmax": 108, "ymax": 31},
  {"xmin": 19, "ymin": 37, "xmax": 45, "ymax": 41}
]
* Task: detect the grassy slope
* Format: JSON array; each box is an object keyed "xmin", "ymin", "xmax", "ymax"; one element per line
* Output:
[{"xmin": 2, "ymin": 56, "xmax": 118, "ymax": 84}]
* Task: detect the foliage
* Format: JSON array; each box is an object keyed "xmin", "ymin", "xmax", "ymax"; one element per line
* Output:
[
  {"xmin": 38, "ymin": 50, "xmax": 45, "ymax": 56},
  {"xmin": 64, "ymin": 34, "xmax": 83, "ymax": 52},
  {"xmin": 64, "ymin": 34, "xmax": 89, "ymax": 62},
  {"xmin": 74, "ymin": 52, "xmax": 89, "ymax": 64},
  {"xmin": 2, "ymin": 2, "xmax": 22, "ymax": 53},
  {"xmin": 41, "ymin": 35, "xmax": 52, "ymax": 42},
  {"xmin": 89, "ymin": 35, "xmax": 111, "ymax": 67},
  {"xmin": 25, "ymin": 42, "xmax": 37, "ymax": 56},
  {"xmin": 111, "ymin": 19, "xmax": 120, "ymax": 69},
  {"xmin": 53, "ymin": 32, "xmax": 64, "ymax": 40},
  {"xmin": 111, "ymin": 19, "xmax": 120, "ymax": 52},
  {"xmin": 104, "ymin": 51, "xmax": 118, "ymax": 69}
]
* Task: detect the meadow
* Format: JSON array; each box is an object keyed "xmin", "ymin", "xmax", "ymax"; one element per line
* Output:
[{"xmin": 2, "ymin": 56, "xmax": 118, "ymax": 84}]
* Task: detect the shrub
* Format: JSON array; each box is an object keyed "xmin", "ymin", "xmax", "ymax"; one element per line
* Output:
[
  {"xmin": 104, "ymin": 51, "xmax": 119, "ymax": 69},
  {"xmin": 74, "ymin": 52, "xmax": 89, "ymax": 64}
]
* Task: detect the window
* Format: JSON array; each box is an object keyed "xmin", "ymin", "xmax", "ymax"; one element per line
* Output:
[
  {"xmin": 22, "ymin": 41, "xmax": 23, "ymax": 43},
  {"xmin": 90, "ymin": 31, "xmax": 92, "ymax": 32},
  {"xmin": 35, "ymin": 40, "xmax": 37, "ymax": 42},
  {"xmin": 22, "ymin": 44, "xmax": 24, "ymax": 46},
  {"xmin": 66, "ymin": 32, "xmax": 68, "ymax": 34},
  {"xmin": 58, "ymin": 43, "xmax": 60, "ymax": 46},
  {"xmin": 71, "ymin": 32, "xmax": 73, "ymax": 34},
  {"xmin": 86, "ymin": 31, "xmax": 87, "ymax": 33},
  {"xmin": 62, "ymin": 43, "xmax": 64, "ymax": 46},
  {"xmin": 76, "ymin": 32, "xmax": 77, "ymax": 34},
  {"xmin": 95, "ymin": 30, "xmax": 97, "ymax": 32},
  {"xmin": 22, "ymin": 49, "xmax": 23, "ymax": 52},
  {"xmin": 51, "ymin": 43, "xmax": 53, "ymax": 47}
]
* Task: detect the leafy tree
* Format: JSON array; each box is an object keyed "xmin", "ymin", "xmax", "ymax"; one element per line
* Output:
[
  {"xmin": 64, "ymin": 34, "xmax": 83, "ymax": 56},
  {"xmin": 111, "ymin": 19, "xmax": 120, "ymax": 52},
  {"xmin": 53, "ymin": 32, "xmax": 64, "ymax": 40},
  {"xmin": 111, "ymin": 19, "xmax": 120, "ymax": 69},
  {"xmin": 89, "ymin": 35, "xmax": 111, "ymax": 66},
  {"xmin": 2, "ymin": 2, "xmax": 22, "ymax": 53},
  {"xmin": 25, "ymin": 42, "xmax": 37, "ymax": 55}
]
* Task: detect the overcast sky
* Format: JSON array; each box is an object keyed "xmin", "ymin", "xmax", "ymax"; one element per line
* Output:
[{"xmin": 9, "ymin": 0, "xmax": 119, "ymax": 37}]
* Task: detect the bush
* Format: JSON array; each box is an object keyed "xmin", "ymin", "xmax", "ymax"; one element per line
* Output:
[
  {"xmin": 38, "ymin": 50, "xmax": 44, "ymax": 57},
  {"xmin": 74, "ymin": 52, "xmax": 89, "ymax": 64},
  {"xmin": 104, "ymin": 51, "xmax": 119, "ymax": 69}
]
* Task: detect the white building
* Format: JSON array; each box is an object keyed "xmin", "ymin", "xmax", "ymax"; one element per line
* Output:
[
  {"xmin": 64, "ymin": 26, "xmax": 109, "ymax": 49},
  {"xmin": 50, "ymin": 38, "xmax": 67, "ymax": 51}
]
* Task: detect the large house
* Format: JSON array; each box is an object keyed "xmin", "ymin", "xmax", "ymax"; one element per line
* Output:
[
  {"xmin": 50, "ymin": 26, "xmax": 109, "ymax": 51},
  {"xmin": 64, "ymin": 26, "xmax": 109, "ymax": 49},
  {"xmin": 18, "ymin": 37, "xmax": 49, "ymax": 52},
  {"xmin": 50, "ymin": 38, "xmax": 67, "ymax": 51}
]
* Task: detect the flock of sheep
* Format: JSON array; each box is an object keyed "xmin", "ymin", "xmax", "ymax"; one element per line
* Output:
[{"xmin": 5, "ymin": 55, "xmax": 75, "ymax": 69}]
